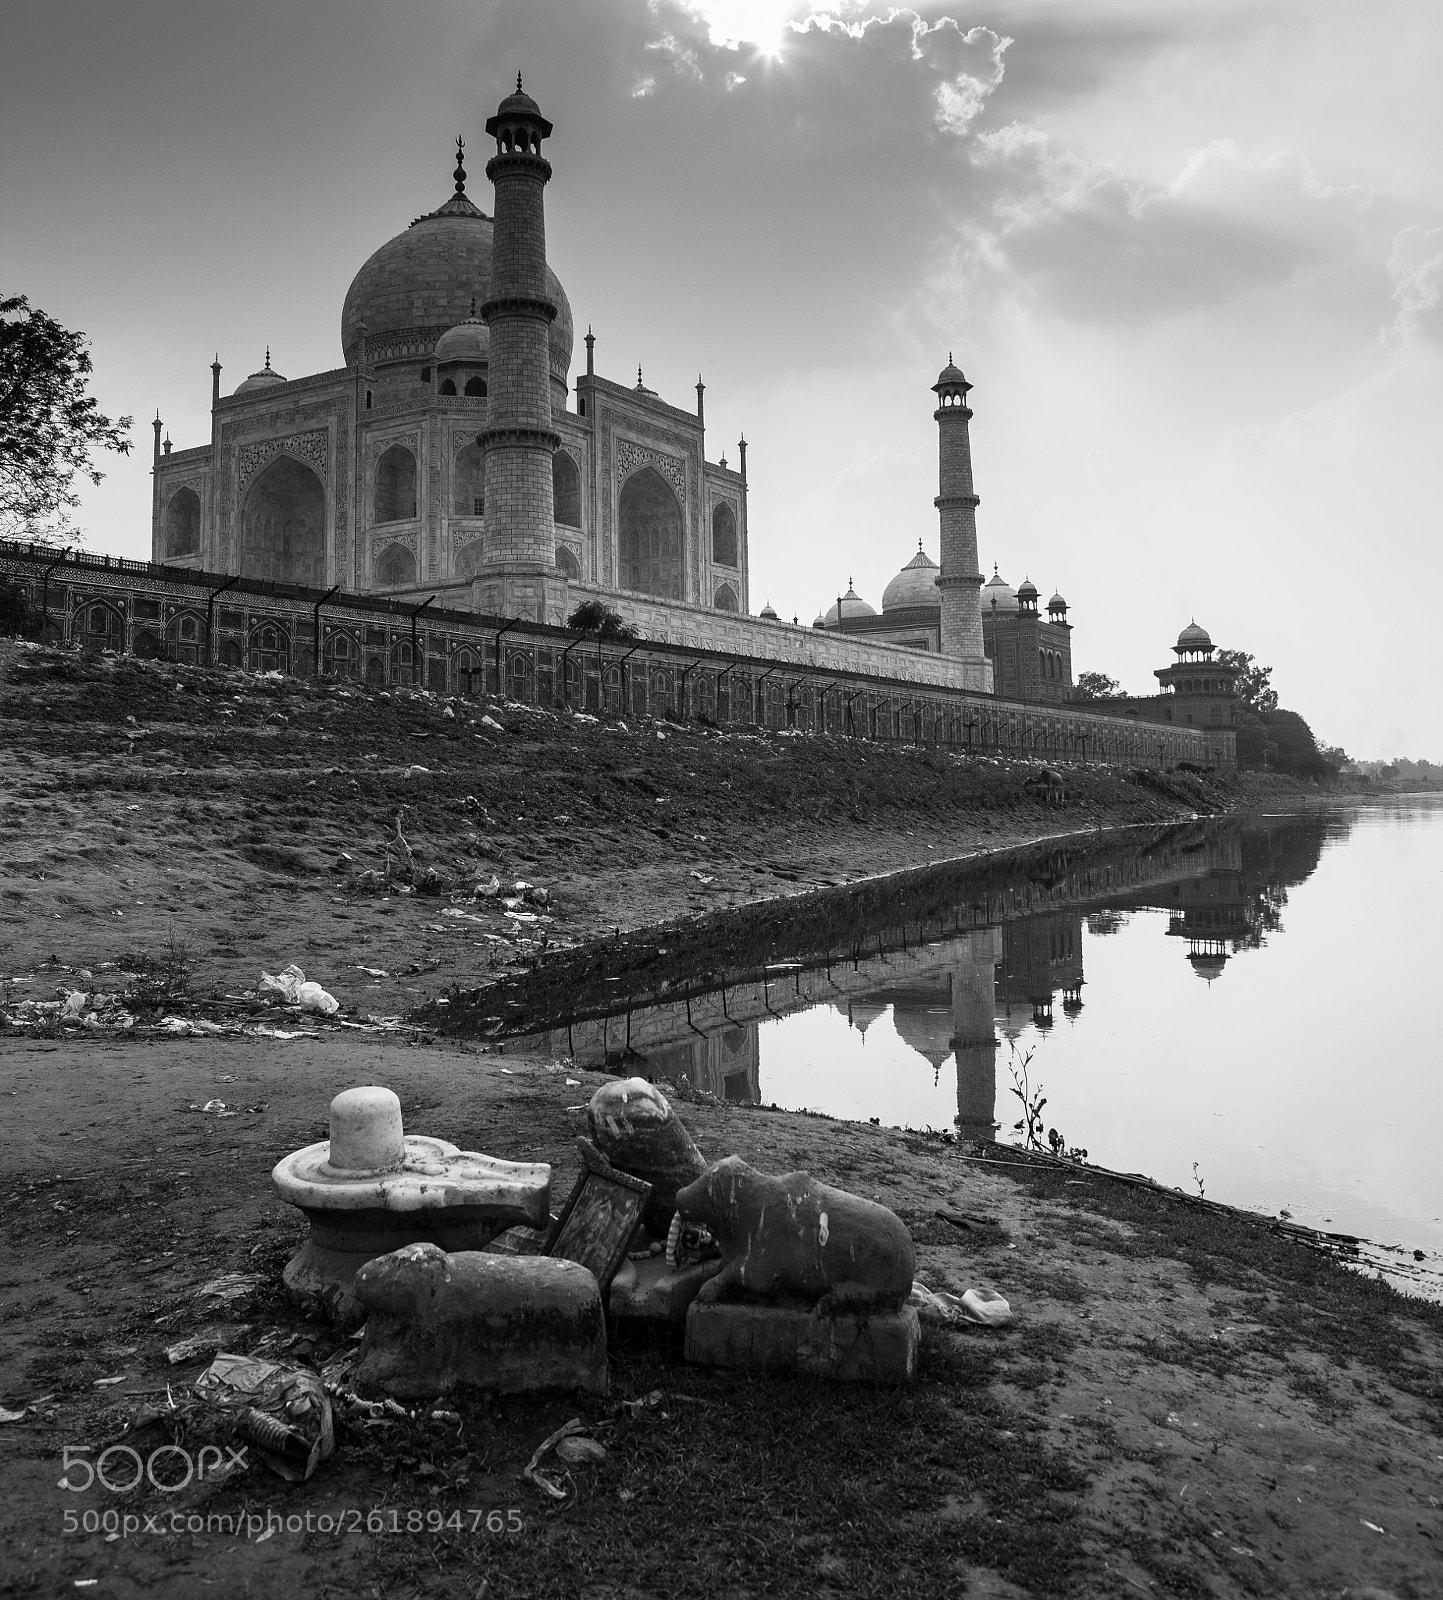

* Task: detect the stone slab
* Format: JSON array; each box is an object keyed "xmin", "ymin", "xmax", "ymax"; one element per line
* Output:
[
  {"xmin": 684, "ymin": 1299, "xmax": 920, "ymax": 1383},
  {"xmin": 608, "ymin": 1255, "xmax": 721, "ymax": 1322},
  {"xmin": 352, "ymin": 1244, "xmax": 607, "ymax": 1399}
]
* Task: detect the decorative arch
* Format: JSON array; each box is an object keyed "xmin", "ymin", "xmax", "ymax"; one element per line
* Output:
[
  {"xmin": 167, "ymin": 608, "xmax": 204, "ymax": 664},
  {"xmin": 374, "ymin": 444, "xmax": 418, "ymax": 524},
  {"xmin": 454, "ymin": 439, "xmax": 485, "ymax": 516},
  {"xmin": 375, "ymin": 543, "xmax": 417, "ymax": 587},
  {"xmin": 165, "ymin": 487, "xmax": 201, "ymax": 558},
  {"xmin": 618, "ymin": 465, "xmax": 683, "ymax": 600},
  {"xmin": 464, "ymin": 375, "xmax": 487, "ymax": 398},
  {"xmin": 554, "ymin": 544, "xmax": 581, "ymax": 581},
  {"xmin": 241, "ymin": 455, "xmax": 326, "ymax": 588},
  {"xmin": 553, "ymin": 450, "xmax": 581, "ymax": 527},
  {"xmin": 454, "ymin": 538, "xmax": 486, "ymax": 580},
  {"xmin": 248, "ymin": 620, "xmax": 291, "ymax": 674},
  {"xmin": 711, "ymin": 502, "xmax": 737, "ymax": 567},
  {"xmin": 439, "ymin": 379, "xmax": 457, "ymax": 396},
  {"xmin": 713, "ymin": 582, "xmax": 738, "ymax": 612}
]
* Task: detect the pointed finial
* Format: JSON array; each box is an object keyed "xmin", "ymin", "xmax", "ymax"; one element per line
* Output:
[
  {"xmin": 264, "ymin": 346, "xmax": 272, "ymax": 371},
  {"xmin": 949, "ymin": 350, "xmax": 954, "ymax": 364},
  {"xmin": 454, "ymin": 135, "xmax": 467, "ymax": 194},
  {"xmin": 517, "ymin": 72, "xmax": 524, "ymax": 93},
  {"xmin": 918, "ymin": 537, "xmax": 924, "ymax": 551},
  {"xmin": 637, "ymin": 364, "xmax": 644, "ymax": 389},
  {"xmin": 469, "ymin": 291, "xmax": 477, "ymax": 318}
]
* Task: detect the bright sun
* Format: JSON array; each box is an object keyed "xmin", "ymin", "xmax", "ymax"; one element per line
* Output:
[{"xmin": 686, "ymin": 0, "xmax": 808, "ymax": 58}]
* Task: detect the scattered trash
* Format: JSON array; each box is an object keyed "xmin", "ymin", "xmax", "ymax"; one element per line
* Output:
[
  {"xmin": 0, "ymin": 1407, "xmax": 27, "ymax": 1424},
  {"xmin": 166, "ymin": 1327, "xmax": 252, "ymax": 1365},
  {"xmin": 555, "ymin": 1435, "xmax": 607, "ymax": 1465},
  {"xmin": 522, "ymin": 1417, "xmax": 589, "ymax": 1500},
  {"xmin": 356, "ymin": 966, "xmax": 389, "ymax": 978},
  {"xmin": 194, "ymin": 1274, "xmax": 268, "ymax": 1314},
  {"xmin": 480, "ymin": 715, "xmax": 505, "ymax": 732},
  {"xmin": 404, "ymin": 765, "xmax": 430, "ymax": 778},
  {"xmin": 259, "ymin": 965, "xmax": 306, "ymax": 1004},
  {"xmin": 296, "ymin": 981, "xmax": 339, "ymax": 1016},
  {"xmin": 908, "ymin": 1282, "xmax": 1016, "ymax": 1328},
  {"xmin": 195, "ymin": 1352, "xmax": 334, "ymax": 1482}
]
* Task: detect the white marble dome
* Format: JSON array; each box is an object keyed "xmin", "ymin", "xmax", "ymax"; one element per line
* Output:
[
  {"xmin": 981, "ymin": 567, "xmax": 1018, "ymax": 615},
  {"xmin": 822, "ymin": 585, "xmax": 877, "ymax": 626},
  {"xmin": 881, "ymin": 544, "xmax": 941, "ymax": 612}
]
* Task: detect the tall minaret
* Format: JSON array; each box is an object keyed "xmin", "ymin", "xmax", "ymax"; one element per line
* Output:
[
  {"xmin": 932, "ymin": 356, "xmax": 989, "ymax": 686},
  {"xmin": 478, "ymin": 76, "xmax": 565, "ymax": 623}
]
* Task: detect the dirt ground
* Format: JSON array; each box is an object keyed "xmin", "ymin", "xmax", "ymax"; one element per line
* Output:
[{"xmin": 2, "ymin": 640, "xmax": 1439, "ymax": 1600}]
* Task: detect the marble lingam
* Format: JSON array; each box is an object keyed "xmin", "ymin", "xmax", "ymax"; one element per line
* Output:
[{"xmin": 272, "ymin": 1086, "xmax": 551, "ymax": 1323}]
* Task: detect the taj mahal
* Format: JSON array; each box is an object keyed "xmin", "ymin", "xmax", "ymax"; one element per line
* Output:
[{"xmin": 147, "ymin": 77, "xmax": 999, "ymax": 696}]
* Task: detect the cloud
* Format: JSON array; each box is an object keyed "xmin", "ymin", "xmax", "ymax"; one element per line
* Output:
[
  {"xmin": 1387, "ymin": 224, "xmax": 1443, "ymax": 346},
  {"xmin": 972, "ymin": 134, "xmax": 1372, "ymax": 323}
]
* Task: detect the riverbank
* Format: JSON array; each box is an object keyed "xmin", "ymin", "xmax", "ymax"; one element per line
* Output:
[{"xmin": 4, "ymin": 639, "xmax": 1438, "ymax": 1599}]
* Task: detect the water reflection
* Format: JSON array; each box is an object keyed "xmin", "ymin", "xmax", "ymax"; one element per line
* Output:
[{"xmin": 518, "ymin": 802, "xmax": 1443, "ymax": 1266}]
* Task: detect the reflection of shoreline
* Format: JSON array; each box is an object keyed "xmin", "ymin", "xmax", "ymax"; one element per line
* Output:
[{"xmin": 516, "ymin": 813, "xmax": 1338, "ymax": 1126}]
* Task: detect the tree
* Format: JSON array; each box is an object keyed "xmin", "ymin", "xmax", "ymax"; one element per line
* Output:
[
  {"xmin": 0, "ymin": 294, "xmax": 132, "ymax": 542},
  {"xmin": 566, "ymin": 599, "xmax": 638, "ymax": 640},
  {"xmin": 0, "ymin": 573, "xmax": 30, "ymax": 636},
  {"xmin": 1072, "ymin": 670, "xmax": 1124, "ymax": 700},
  {"xmin": 1217, "ymin": 649, "xmax": 1279, "ymax": 714}
]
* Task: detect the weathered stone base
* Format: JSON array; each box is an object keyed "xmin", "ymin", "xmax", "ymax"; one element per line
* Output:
[
  {"xmin": 352, "ymin": 1244, "xmax": 607, "ymax": 1399},
  {"xmin": 608, "ymin": 1255, "xmax": 721, "ymax": 1322},
  {"xmin": 684, "ymin": 1300, "xmax": 920, "ymax": 1383}
]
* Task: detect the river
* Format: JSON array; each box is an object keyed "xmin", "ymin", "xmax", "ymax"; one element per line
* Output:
[{"xmin": 517, "ymin": 797, "xmax": 1443, "ymax": 1289}]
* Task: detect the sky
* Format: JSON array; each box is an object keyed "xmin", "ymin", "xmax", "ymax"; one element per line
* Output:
[{"xmin": 2, "ymin": 0, "xmax": 1439, "ymax": 759}]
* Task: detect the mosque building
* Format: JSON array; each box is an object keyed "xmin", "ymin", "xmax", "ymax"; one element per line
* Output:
[{"xmin": 147, "ymin": 80, "xmax": 994, "ymax": 694}]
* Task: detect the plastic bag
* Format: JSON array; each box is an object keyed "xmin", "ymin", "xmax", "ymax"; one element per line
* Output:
[
  {"xmin": 259, "ymin": 964, "xmax": 306, "ymax": 1003},
  {"xmin": 296, "ymin": 981, "xmax": 339, "ymax": 1016}
]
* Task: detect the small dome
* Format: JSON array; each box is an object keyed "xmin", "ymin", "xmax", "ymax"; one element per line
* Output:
[
  {"xmin": 823, "ymin": 585, "xmax": 877, "ymax": 626},
  {"xmin": 1048, "ymin": 591, "xmax": 1067, "ymax": 611},
  {"xmin": 982, "ymin": 567, "xmax": 1018, "ymax": 614},
  {"xmin": 1016, "ymin": 577, "xmax": 1039, "ymax": 602},
  {"xmin": 434, "ymin": 315, "xmax": 489, "ymax": 365},
  {"xmin": 812, "ymin": 612, "xmax": 826, "ymax": 628},
  {"xmin": 1189, "ymin": 950, "xmax": 1228, "ymax": 983},
  {"xmin": 1176, "ymin": 620, "xmax": 1213, "ymax": 652},
  {"xmin": 234, "ymin": 350, "xmax": 286, "ymax": 396},
  {"xmin": 881, "ymin": 543, "xmax": 941, "ymax": 613},
  {"xmin": 759, "ymin": 601, "xmax": 778, "ymax": 621},
  {"xmin": 933, "ymin": 352, "xmax": 970, "ymax": 394}
]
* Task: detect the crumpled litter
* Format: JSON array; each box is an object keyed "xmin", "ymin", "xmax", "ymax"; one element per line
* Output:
[
  {"xmin": 194, "ymin": 1351, "xmax": 334, "ymax": 1482},
  {"xmin": 259, "ymin": 964, "xmax": 306, "ymax": 1003},
  {"xmin": 908, "ymin": 1282, "xmax": 1015, "ymax": 1328},
  {"xmin": 259, "ymin": 964, "xmax": 338, "ymax": 1015}
]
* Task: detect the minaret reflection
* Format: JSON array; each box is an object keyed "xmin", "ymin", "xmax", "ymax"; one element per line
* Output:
[{"xmin": 952, "ymin": 928, "xmax": 1003, "ymax": 1141}]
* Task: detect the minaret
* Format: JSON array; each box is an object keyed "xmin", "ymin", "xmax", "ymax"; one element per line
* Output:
[
  {"xmin": 477, "ymin": 75, "xmax": 564, "ymax": 623},
  {"xmin": 211, "ymin": 355, "xmax": 222, "ymax": 409},
  {"xmin": 932, "ymin": 356, "xmax": 989, "ymax": 685}
]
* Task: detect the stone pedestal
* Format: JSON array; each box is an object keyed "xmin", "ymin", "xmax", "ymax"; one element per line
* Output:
[
  {"xmin": 608, "ymin": 1255, "xmax": 721, "ymax": 1322},
  {"xmin": 353, "ymin": 1244, "xmax": 607, "ymax": 1399},
  {"xmin": 684, "ymin": 1300, "xmax": 920, "ymax": 1384}
]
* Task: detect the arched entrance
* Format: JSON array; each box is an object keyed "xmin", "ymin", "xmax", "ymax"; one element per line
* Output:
[
  {"xmin": 618, "ymin": 466, "xmax": 683, "ymax": 599},
  {"xmin": 375, "ymin": 544, "xmax": 416, "ymax": 586},
  {"xmin": 241, "ymin": 456, "xmax": 326, "ymax": 588},
  {"xmin": 375, "ymin": 445, "xmax": 417, "ymax": 523},
  {"xmin": 165, "ymin": 488, "xmax": 200, "ymax": 557}
]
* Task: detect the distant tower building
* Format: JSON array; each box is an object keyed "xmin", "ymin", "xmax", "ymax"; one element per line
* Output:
[
  {"xmin": 477, "ymin": 77, "xmax": 566, "ymax": 624},
  {"xmin": 932, "ymin": 357, "xmax": 988, "ymax": 676}
]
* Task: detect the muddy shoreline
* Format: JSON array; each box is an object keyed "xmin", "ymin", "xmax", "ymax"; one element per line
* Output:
[{"xmin": 3, "ymin": 641, "xmax": 1440, "ymax": 1599}]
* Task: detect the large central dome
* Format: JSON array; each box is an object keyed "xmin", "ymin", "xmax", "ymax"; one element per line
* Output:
[{"xmin": 340, "ymin": 184, "xmax": 574, "ymax": 388}]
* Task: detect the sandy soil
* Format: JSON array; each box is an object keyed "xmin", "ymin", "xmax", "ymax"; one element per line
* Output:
[{"xmin": 2, "ymin": 640, "xmax": 1438, "ymax": 1600}]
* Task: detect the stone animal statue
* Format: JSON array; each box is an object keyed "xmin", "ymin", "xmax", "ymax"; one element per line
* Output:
[
  {"xmin": 351, "ymin": 1242, "xmax": 607, "ymax": 1399},
  {"xmin": 675, "ymin": 1156, "xmax": 915, "ymax": 1315},
  {"xmin": 1023, "ymin": 766, "xmax": 1066, "ymax": 806},
  {"xmin": 588, "ymin": 1077, "xmax": 706, "ymax": 1236}
]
